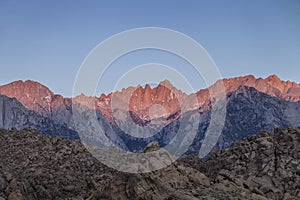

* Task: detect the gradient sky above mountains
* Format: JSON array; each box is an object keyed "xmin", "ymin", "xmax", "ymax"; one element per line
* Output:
[{"xmin": 0, "ymin": 0, "xmax": 299, "ymax": 96}]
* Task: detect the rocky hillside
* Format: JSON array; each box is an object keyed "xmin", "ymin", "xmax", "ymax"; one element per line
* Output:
[
  {"xmin": 180, "ymin": 127, "xmax": 300, "ymax": 199},
  {"xmin": 0, "ymin": 127, "xmax": 299, "ymax": 199}
]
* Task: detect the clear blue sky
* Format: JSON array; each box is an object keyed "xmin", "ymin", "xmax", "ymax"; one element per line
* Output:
[{"xmin": 0, "ymin": 0, "xmax": 299, "ymax": 96}]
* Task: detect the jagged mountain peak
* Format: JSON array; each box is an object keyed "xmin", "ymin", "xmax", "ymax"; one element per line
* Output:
[
  {"xmin": 144, "ymin": 83, "xmax": 151, "ymax": 91},
  {"xmin": 157, "ymin": 79, "xmax": 187, "ymax": 95},
  {"xmin": 3, "ymin": 79, "xmax": 53, "ymax": 93},
  {"xmin": 0, "ymin": 80, "xmax": 72, "ymax": 118},
  {"xmin": 0, "ymin": 80, "xmax": 55, "ymax": 114},
  {"xmin": 266, "ymin": 74, "xmax": 281, "ymax": 81},
  {"xmin": 158, "ymin": 79, "xmax": 173, "ymax": 87},
  {"xmin": 0, "ymin": 74, "xmax": 299, "ymax": 122}
]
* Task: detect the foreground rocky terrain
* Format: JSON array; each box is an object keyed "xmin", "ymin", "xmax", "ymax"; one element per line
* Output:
[{"xmin": 0, "ymin": 127, "xmax": 299, "ymax": 199}]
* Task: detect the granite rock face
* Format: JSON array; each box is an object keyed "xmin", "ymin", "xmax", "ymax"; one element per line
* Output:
[{"xmin": 0, "ymin": 127, "xmax": 299, "ymax": 199}]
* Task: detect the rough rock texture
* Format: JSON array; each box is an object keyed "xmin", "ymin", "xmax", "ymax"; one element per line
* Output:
[
  {"xmin": 0, "ymin": 127, "xmax": 299, "ymax": 199},
  {"xmin": 180, "ymin": 127, "xmax": 300, "ymax": 200}
]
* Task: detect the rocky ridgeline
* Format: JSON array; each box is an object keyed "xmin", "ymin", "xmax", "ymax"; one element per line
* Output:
[
  {"xmin": 0, "ymin": 127, "xmax": 300, "ymax": 199},
  {"xmin": 1, "ymin": 75, "xmax": 300, "ymax": 125}
]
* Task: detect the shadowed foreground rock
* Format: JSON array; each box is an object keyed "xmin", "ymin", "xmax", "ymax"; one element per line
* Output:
[{"xmin": 0, "ymin": 127, "xmax": 299, "ymax": 199}]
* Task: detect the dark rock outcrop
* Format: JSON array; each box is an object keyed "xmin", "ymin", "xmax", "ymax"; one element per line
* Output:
[
  {"xmin": 180, "ymin": 127, "xmax": 300, "ymax": 199},
  {"xmin": 0, "ymin": 127, "xmax": 299, "ymax": 199}
]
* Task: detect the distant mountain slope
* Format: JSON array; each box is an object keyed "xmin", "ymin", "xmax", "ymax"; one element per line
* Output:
[
  {"xmin": 0, "ymin": 95, "xmax": 78, "ymax": 139},
  {"xmin": 193, "ymin": 86, "xmax": 300, "ymax": 151},
  {"xmin": 186, "ymin": 86, "xmax": 300, "ymax": 153},
  {"xmin": 102, "ymin": 86, "xmax": 300, "ymax": 153},
  {"xmin": 223, "ymin": 86, "xmax": 300, "ymax": 139}
]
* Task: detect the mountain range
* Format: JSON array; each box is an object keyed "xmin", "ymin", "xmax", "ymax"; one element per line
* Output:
[{"xmin": 0, "ymin": 75, "xmax": 299, "ymax": 154}]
